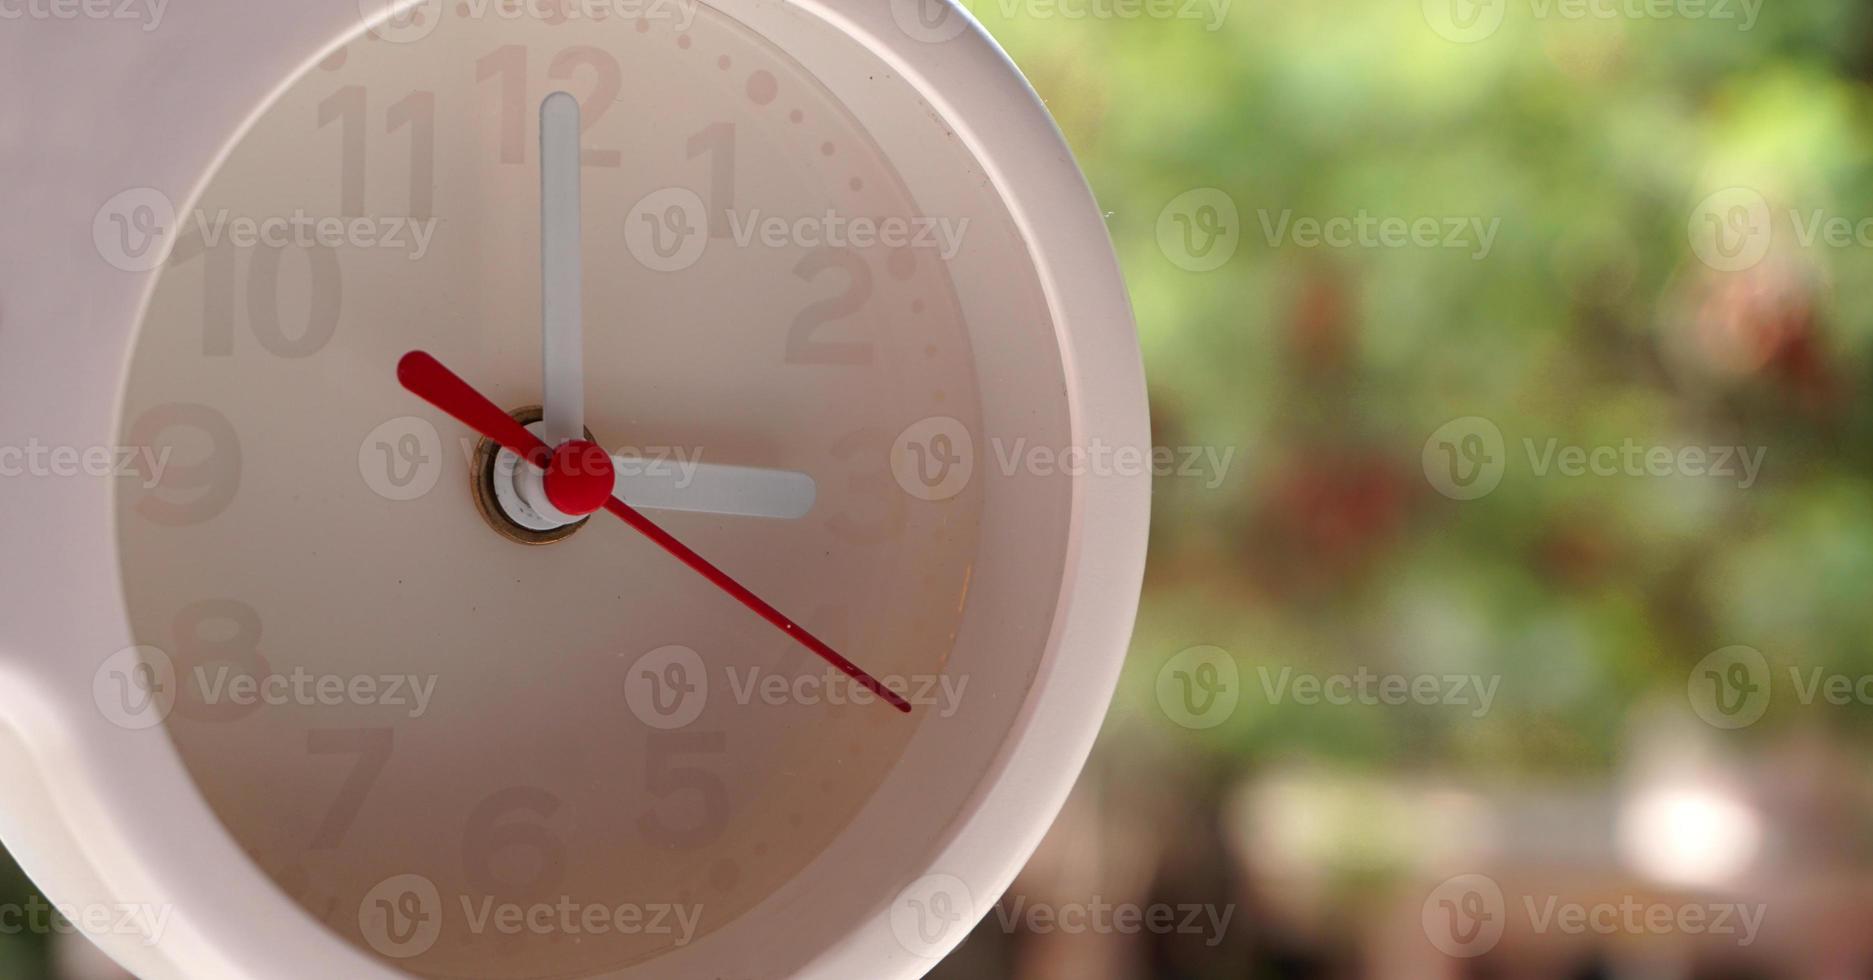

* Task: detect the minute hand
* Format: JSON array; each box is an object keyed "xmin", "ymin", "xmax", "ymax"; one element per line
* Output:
[
  {"xmin": 397, "ymin": 350, "xmax": 911, "ymax": 714},
  {"xmin": 540, "ymin": 91, "xmax": 584, "ymax": 449}
]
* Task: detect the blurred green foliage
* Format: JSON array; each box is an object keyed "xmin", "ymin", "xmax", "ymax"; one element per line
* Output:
[
  {"xmin": 0, "ymin": 850, "xmax": 49, "ymax": 977},
  {"xmin": 981, "ymin": 0, "xmax": 1873, "ymax": 770}
]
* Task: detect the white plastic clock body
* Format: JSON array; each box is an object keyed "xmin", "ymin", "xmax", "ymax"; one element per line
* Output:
[{"xmin": 0, "ymin": 0, "xmax": 1148, "ymax": 976}]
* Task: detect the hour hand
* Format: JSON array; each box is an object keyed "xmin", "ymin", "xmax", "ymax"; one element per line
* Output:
[{"xmin": 612, "ymin": 457, "xmax": 816, "ymax": 520}]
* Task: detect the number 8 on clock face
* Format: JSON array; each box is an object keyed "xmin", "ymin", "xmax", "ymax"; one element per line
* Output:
[{"xmin": 2, "ymin": 0, "xmax": 1148, "ymax": 977}]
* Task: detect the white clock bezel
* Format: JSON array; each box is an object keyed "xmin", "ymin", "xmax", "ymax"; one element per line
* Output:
[{"xmin": 0, "ymin": 0, "xmax": 1149, "ymax": 976}]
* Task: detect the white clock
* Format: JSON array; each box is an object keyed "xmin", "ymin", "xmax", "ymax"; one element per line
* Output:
[{"xmin": 0, "ymin": 0, "xmax": 1148, "ymax": 976}]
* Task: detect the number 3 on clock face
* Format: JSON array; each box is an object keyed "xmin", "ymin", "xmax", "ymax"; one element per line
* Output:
[{"xmin": 0, "ymin": 0, "xmax": 1147, "ymax": 977}]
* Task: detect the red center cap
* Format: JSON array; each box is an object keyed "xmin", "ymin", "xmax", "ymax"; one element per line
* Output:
[{"xmin": 542, "ymin": 440, "xmax": 615, "ymax": 517}]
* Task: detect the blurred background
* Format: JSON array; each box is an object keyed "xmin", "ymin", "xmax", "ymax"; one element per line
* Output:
[
  {"xmin": 925, "ymin": 0, "xmax": 1873, "ymax": 978},
  {"xmin": 12, "ymin": 0, "xmax": 1873, "ymax": 976}
]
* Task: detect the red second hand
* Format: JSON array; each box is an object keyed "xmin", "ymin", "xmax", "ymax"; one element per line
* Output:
[{"xmin": 396, "ymin": 351, "xmax": 912, "ymax": 714}]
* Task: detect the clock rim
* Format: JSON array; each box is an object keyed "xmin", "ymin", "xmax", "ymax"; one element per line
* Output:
[{"xmin": 0, "ymin": 0, "xmax": 1149, "ymax": 977}]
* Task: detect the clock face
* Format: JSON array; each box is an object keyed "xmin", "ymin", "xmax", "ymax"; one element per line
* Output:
[{"xmin": 109, "ymin": 3, "xmax": 1075, "ymax": 976}]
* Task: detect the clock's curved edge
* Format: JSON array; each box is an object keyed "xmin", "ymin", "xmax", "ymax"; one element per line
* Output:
[
  {"xmin": 0, "ymin": 0, "xmax": 1151, "ymax": 978},
  {"xmin": 767, "ymin": 1, "xmax": 1152, "ymax": 978},
  {"xmin": 0, "ymin": 4, "xmax": 480, "ymax": 978}
]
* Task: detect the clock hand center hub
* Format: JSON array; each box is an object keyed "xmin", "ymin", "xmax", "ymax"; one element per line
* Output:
[
  {"xmin": 473, "ymin": 406, "xmax": 603, "ymax": 543},
  {"xmin": 540, "ymin": 439, "xmax": 615, "ymax": 517}
]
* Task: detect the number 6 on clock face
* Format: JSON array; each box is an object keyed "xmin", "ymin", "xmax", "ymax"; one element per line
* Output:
[{"xmin": 0, "ymin": 0, "xmax": 1147, "ymax": 977}]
